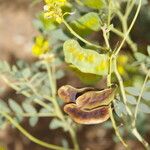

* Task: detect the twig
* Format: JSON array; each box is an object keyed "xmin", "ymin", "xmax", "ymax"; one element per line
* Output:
[
  {"xmin": 133, "ymin": 70, "xmax": 150, "ymax": 126},
  {"xmin": 0, "ymin": 111, "xmax": 69, "ymax": 150},
  {"xmin": 109, "ymin": 107, "xmax": 128, "ymax": 148}
]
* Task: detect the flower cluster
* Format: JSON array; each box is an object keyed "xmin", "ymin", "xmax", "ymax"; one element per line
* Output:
[
  {"xmin": 43, "ymin": 0, "xmax": 67, "ymax": 24},
  {"xmin": 32, "ymin": 36, "xmax": 49, "ymax": 56}
]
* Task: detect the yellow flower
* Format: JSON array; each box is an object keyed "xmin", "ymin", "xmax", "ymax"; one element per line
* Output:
[
  {"xmin": 43, "ymin": 0, "xmax": 67, "ymax": 23},
  {"xmin": 117, "ymin": 54, "xmax": 128, "ymax": 76},
  {"xmin": 32, "ymin": 36, "xmax": 49, "ymax": 56}
]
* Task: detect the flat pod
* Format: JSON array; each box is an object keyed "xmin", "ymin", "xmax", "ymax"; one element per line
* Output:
[
  {"xmin": 58, "ymin": 85, "xmax": 116, "ymax": 124},
  {"xmin": 76, "ymin": 87, "xmax": 116, "ymax": 109},
  {"xmin": 58, "ymin": 85, "xmax": 95, "ymax": 103},
  {"xmin": 64, "ymin": 103, "xmax": 110, "ymax": 124}
]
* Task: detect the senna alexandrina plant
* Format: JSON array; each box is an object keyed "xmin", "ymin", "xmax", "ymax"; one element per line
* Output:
[{"xmin": 0, "ymin": 0, "xmax": 150, "ymax": 150}]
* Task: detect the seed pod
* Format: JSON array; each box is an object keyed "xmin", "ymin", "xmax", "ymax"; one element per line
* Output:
[
  {"xmin": 64, "ymin": 103, "xmax": 110, "ymax": 124},
  {"xmin": 58, "ymin": 85, "xmax": 95, "ymax": 103},
  {"xmin": 76, "ymin": 87, "xmax": 116, "ymax": 110},
  {"xmin": 58, "ymin": 85, "xmax": 116, "ymax": 124}
]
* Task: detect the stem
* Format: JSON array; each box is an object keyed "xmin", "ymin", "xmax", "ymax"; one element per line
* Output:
[
  {"xmin": 0, "ymin": 75, "xmax": 50, "ymax": 111},
  {"xmin": 69, "ymin": 128, "xmax": 79, "ymax": 150},
  {"xmin": 63, "ymin": 19, "xmax": 105, "ymax": 50},
  {"xmin": 109, "ymin": 107, "xmax": 128, "ymax": 148},
  {"xmin": 132, "ymin": 128, "xmax": 150, "ymax": 150},
  {"xmin": 113, "ymin": 58, "xmax": 150, "ymax": 149},
  {"xmin": 45, "ymin": 61, "xmax": 79, "ymax": 150},
  {"xmin": 102, "ymin": 26, "xmax": 110, "ymax": 49},
  {"xmin": 114, "ymin": 58, "xmax": 132, "ymax": 116},
  {"xmin": 125, "ymin": 0, "xmax": 136, "ymax": 19},
  {"xmin": 0, "ymin": 112, "xmax": 68, "ymax": 150},
  {"xmin": 15, "ymin": 112, "xmax": 55, "ymax": 117},
  {"xmin": 114, "ymin": 0, "xmax": 142, "ymax": 56},
  {"xmin": 45, "ymin": 62, "xmax": 64, "ymax": 120},
  {"xmin": 133, "ymin": 70, "xmax": 150, "ymax": 126},
  {"xmin": 111, "ymin": 27, "xmax": 137, "ymax": 52}
]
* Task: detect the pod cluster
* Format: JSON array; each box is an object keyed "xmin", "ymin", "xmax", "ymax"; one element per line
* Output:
[{"xmin": 58, "ymin": 85, "xmax": 116, "ymax": 124}]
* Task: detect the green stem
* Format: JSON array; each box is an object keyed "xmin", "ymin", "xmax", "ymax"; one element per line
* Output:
[
  {"xmin": 45, "ymin": 61, "xmax": 64, "ymax": 120},
  {"xmin": 109, "ymin": 107, "xmax": 128, "ymax": 148},
  {"xmin": 113, "ymin": 58, "xmax": 150, "ymax": 149},
  {"xmin": 63, "ymin": 19, "xmax": 105, "ymax": 50},
  {"xmin": 113, "ymin": 58, "xmax": 132, "ymax": 116},
  {"xmin": 0, "ymin": 112, "xmax": 68, "ymax": 150},
  {"xmin": 132, "ymin": 128, "xmax": 150, "ymax": 150},
  {"xmin": 133, "ymin": 70, "xmax": 150, "ymax": 126},
  {"xmin": 45, "ymin": 61, "xmax": 79, "ymax": 150},
  {"xmin": 0, "ymin": 75, "xmax": 50, "ymax": 111},
  {"xmin": 14, "ymin": 112, "xmax": 55, "ymax": 117},
  {"xmin": 69, "ymin": 128, "xmax": 79, "ymax": 150},
  {"xmin": 114, "ymin": 0, "xmax": 142, "ymax": 56},
  {"xmin": 111, "ymin": 27, "xmax": 137, "ymax": 52},
  {"xmin": 102, "ymin": 26, "xmax": 110, "ymax": 49},
  {"xmin": 125, "ymin": 0, "xmax": 136, "ymax": 19}
]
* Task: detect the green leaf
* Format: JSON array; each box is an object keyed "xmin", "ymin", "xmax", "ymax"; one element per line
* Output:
[
  {"xmin": 126, "ymin": 94, "xmax": 137, "ymax": 105},
  {"xmin": 49, "ymin": 118, "xmax": 63, "ymax": 129},
  {"xmin": 146, "ymin": 80, "xmax": 150, "ymax": 87},
  {"xmin": 49, "ymin": 118, "xmax": 68, "ymax": 131},
  {"xmin": 22, "ymin": 102, "xmax": 38, "ymax": 127},
  {"xmin": 22, "ymin": 102, "xmax": 37, "ymax": 113},
  {"xmin": 29, "ymin": 117, "xmax": 38, "ymax": 127},
  {"xmin": 55, "ymin": 70, "xmax": 65, "ymax": 79},
  {"xmin": 138, "ymin": 103, "xmax": 150, "ymax": 114},
  {"xmin": 142, "ymin": 92, "xmax": 150, "ymax": 101},
  {"xmin": 8, "ymin": 99, "xmax": 23, "ymax": 121},
  {"xmin": 63, "ymin": 39, "xmax": 109, "ymax": 76},
  {"xmin": 125, "ymin": 87, "xmax": 140, "ymax": 96},
  {"xmin": 114, "ymin": 100, "xmax": 127, "ymax": 117},
  {"xmin": 134, "ymin": 52, "xmax": 146, "ymax": 62},
  {"xmin": 71, "ymin": 12, "xmax": 101, "ymax": 35},
  {"xmin": 82, "ymin": 0, "xmax": 105, "ymax": 9},
  {"xmin": 9, "ymin": 99, "xmax": 23, "ymax": 114},
  {"xmin": 0, "ymin": 100, "xmax": 10, "ymax": 113},
  {"xmin": 22, "ymin": 68, "xmax": 31, "ymax": 78}
]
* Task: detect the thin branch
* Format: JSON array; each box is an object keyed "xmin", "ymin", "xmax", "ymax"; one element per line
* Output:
[
  {"xmin": 114, "ymin": 0, "xmax": 142, "ymax": 56},
  {"xmin": 0, "ymin": 112, "xmax": 69, "ymax": 150},
  {"xmin": 133, "ymin": 70, "xmax": 150, "ymax": 126},
  {"xmin": 63, "ymin": 19, "xmax": 106, "ymax": 50}
]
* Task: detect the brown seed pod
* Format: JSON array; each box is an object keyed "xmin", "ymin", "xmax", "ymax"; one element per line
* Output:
[
  {"xmin": 64, "ymin": 103, "xmax": 110, "ymax": 124},
  {"xmin": 76, "ymin": 87, "xmax": 116, "ymax": 110},
  {"xmin": 58, "ymin": 85, "xmax": 116, "ymax": 124},
  {"xmin": 58, "ymin": 85, "xmax": 95, "ymax": 103}
]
